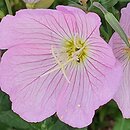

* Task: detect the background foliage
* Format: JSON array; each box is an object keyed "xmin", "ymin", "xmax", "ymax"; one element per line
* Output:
[{"xmin": 0, "ymin": 0, "xmax": 130, "ymax": 130}]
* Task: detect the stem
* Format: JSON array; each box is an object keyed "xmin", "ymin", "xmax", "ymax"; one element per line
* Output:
[{"xmin": 5, "ymin": 0, "xmax": 13, "ymax": 15}]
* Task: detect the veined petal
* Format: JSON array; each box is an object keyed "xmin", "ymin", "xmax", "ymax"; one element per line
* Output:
[
  {"xmin": 57, "ymin": 61, "xmax": 122, "ymax": 128},
  {"xmin": 110, "ymin": 35, "xmax": 130, "ymax": 118},
  {"xmin": 57, "ymin": 65, "xmax": 95, "ymax": 128},
  {"xmin": 86, "ymin": 36, "xmax": 122, "ymax": 107},
  {"xmin": 120, "ymin": 3, "xmax": 130, "ymax": 37},
  {"xmin": 110, "ymin": 34, "xmax": 130, "ymax": 118},
  {"xmin": 109, "ymin": 3, "xmax": 130, "ymax": 118},
  {"xmin": 0, "ymin": 8, "xmax": 77, "ymax": 49},
  {"xmin": 0, "ymin": 44, "xmax": 66, "ymax": 122},
  {"xmin": 0, "ymin": 5, "xmax": 123, "ymax": 128},
  {"xmin": 0, "ymin": 38, "xmax": 122, "ymax": 128},
  {"xmin": 0, "ymin": 6, "xmax": 101, "ymax": 49},
  {"xmin": 114, "ymin": 60, "xmax": 130, "ymax": 118},
  {"xmin": 88, "ymin": 36, "xmax": 116, "ymax": 67},
  {"xmin": 57, "ymin": 6, "xmax": 101, "ymax": 39},
  {"xmin": 57, "ymin": 36, "xmax": 122, "ymax": 128}
]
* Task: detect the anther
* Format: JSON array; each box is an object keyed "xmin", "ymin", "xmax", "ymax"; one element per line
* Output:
[
  {"xmin": 75, "ymin": 47, "xmax": 80, "ymax": 51},
  {"xmin": 76, "ymin": 58, "xmax": 80, "ymax": 63}
]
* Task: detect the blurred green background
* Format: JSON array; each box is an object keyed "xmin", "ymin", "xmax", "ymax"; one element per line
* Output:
[{"xmin": 0, "ymin": 0, "xmax": 130, "ymax": 130}]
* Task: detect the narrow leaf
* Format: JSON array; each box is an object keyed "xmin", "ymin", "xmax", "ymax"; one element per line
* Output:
[{"xmin": 93, "ymin": 2, "xmax": 130, "ymax": 47}]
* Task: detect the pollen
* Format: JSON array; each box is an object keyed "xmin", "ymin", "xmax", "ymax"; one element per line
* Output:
[
  {"xmin": 64, "ymin": 35, "xmax": 89, "ymax": 64},
  {"xmin": 40, "ymin": 35, "xmax": 88, "ymax": 81}
]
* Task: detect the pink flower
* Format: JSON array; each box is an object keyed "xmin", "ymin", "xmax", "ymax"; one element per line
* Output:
[
  {"xmin": 0, "ymin": 6, "xmax": 122, "ymax": 128},
  {"xmin": 22, "ymin": 0, "xmax": 40, "ymax": 3},
  {"xmin": 109, "ymin": 3, "xmax": 130, "ymax": 118}
]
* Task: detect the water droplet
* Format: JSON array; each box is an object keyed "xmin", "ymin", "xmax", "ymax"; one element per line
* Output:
[{"xmin": 77, "ymin": 104, "xmax": 81, "ymax": 107}]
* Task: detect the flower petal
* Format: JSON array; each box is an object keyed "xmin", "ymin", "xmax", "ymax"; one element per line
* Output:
[
  {"xmin": 57, "ymin": 62, "xmax": 122, "ymax": 128},
  {"xmin": 57, "ymin": 6, "xmax": 101, "ymax": 39},
  {"xmin": 109, "ymin": 3, "xmax": 130, "ymax": 118},
  {"xmin": 110, "ymin": 35, "xmax": 130, "ymax": 118},
  {"xmin": 0, "ymin": 6, "xmax": 123, "ymax": 127},
  {"xmin": 57, "ymin": 37, "xmax": 122, "ymax": 128},
  {"xmin": 57, "ymin": 65, "xmax": 95, "ymax": 128},
  {"xmin": 86, "ymin": 36, "xmax": 122, "ymax": 107},
  {"xmin": 0, "ymin": 6, "xmax": 101, "ymax": 49},
  {"xmin": 0, "ymin": 8, "xmax": 77, "ymax": 49},
  {"xmin": 114, "ymin": 60, "xmax": 130, "ymax": 118},
  {"xmin": 0, "ymin": 43, "xmax": 65, "ymax": 122},
  {"xmin": 110, "ymin": 33, "xmax": 129, "ymax": 119},
  {"xmin": 120, "ymin": 3, "xmax": 130, "ymax": 37}
]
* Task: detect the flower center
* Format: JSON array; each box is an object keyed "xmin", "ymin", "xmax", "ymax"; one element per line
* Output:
[
  {"xmin": 63, "ymin": 35, "xmax": 88, "ymax": 64},
  {"xmin": 40, "ymin": 35, "xmax": 88, "ymax": 83}
]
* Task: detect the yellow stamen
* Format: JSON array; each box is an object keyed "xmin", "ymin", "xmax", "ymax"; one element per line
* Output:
[
  {"xmin": 72, "ymin": 44, "xmax": 86, "ymax": 58},
  {"xmin": 40, "ymin": 35, "xmax": 88, "ymax": 80},
  {"xmin": 124, "ymin": 48, "xmax": 130, "ymax": 57}
]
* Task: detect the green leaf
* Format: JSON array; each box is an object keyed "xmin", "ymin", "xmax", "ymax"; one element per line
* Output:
[
  {"xmin": 113, "ymin": 118, "xmax": 130, "ymax": 130},
  {"xmin": 0, "ymin": 10, "xmax": 5, "ymax": 18},
  {"xmin": 105, "ymin": 12, "xmax": 129, "ymax": 45},
  {"xmin": 48, "ymin": 119, "xmax": 88, "ymax": 130},
  {"xmin": 0, "ymin": 110, "xmax": 32, "ymax": 129},
  {"xmin": 49, "ymin": 120, "xmax": 69, "ymax": 130},
  {"xmin": 0, "ymin": 122, "xmax": 10, "ymax": 130},
  {"xmin": 0, "ymin": 91, "xmax": 10, "ymax": 111},
  {"xmin": 99, "ymin": 0, "xmax": 119, "ymax": 8},
  {"xmin": 93, "ymin": 2, "xmax": 130, "ymax": 47}
]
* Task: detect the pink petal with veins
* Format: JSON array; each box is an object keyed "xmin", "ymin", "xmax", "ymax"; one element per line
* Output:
[
  {"xmin": 0, "ymin": 6, "xmax": 122, "ymax": 128},
  {"xmin": 109, "ymin": 3, "xmax": 130, "ymax": 118}
]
